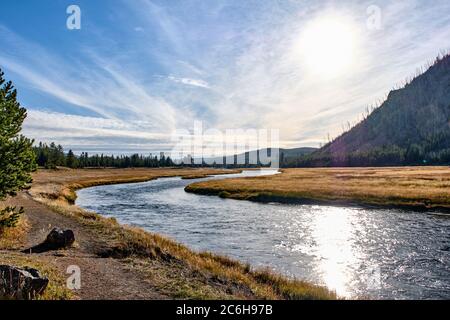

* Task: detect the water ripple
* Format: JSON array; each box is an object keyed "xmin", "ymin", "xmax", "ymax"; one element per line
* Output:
[{"xmin": 77, "ymin": 170, "xmax": 450, "ymax": 299}]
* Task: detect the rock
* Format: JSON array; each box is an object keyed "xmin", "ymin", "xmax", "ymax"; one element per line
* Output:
[
  {"xmin": 45, "ymin": 227, "xmax": 75, "ymax": 248},
  {"xmin": 0, "ymin": 265, "xmax": 49, "ymax": 300}
]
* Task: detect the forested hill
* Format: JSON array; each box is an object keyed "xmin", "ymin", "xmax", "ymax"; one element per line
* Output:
[
  {"xmin": 300, "ymin": 54, "xmax": 450, "ymax": 167},
  {"xmin": 203, "ymin": 147, "xmax": 317, "ymax": 167}
]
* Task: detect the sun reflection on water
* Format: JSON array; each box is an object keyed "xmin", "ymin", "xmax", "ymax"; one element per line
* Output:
[
  {"xmin": 77, "ymin": 174, "xmax": 450, "ymax": 300},
  {"xmin": 311, "ymin": 206, "xmax": 361, "ymax": 297}
]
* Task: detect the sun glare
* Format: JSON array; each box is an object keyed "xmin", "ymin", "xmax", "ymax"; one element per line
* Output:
[{"xmin": 298, "ymin": 15, "xmax": 358, "ymax": 78}]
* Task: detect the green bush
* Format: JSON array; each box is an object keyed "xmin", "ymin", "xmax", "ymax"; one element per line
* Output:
[{"xmin": 0, "ymin": 206, "xmax": 24, "ymax": 228}]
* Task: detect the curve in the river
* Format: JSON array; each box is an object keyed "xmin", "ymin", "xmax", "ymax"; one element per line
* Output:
[{"xmin": 76, "ymin": 169, "xmax": 450, "ymax": 299}]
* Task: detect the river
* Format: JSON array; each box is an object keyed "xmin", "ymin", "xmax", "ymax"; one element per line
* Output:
[{"xmin": 76, "ymin": 169, "xmax": 450, "ymax": 299}]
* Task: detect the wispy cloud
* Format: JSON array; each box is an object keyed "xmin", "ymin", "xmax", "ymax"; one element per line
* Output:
[
  {"xmin": 24, "ymin": 110, "xmax": 174, "ymax": 154},
  {"xmin": 0, "ymin": 25, "xmax": 179, "ymax": 130},
  {"xmin": 167, "ymin": 75, "xmax": 210, "ymax": 88},
  {"xmin": 1, "ymin": 0, "xmax": 450, "ymax": 153}
]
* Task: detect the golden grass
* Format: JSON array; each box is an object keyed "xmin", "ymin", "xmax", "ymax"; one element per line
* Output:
[
  {"xmin": 29, "ymin": 167, "xmax": 241, "ymax": 204},
  {"xmin": 0, "ymin": 252, "xmax": 74, "ymax": 300},
  {"xmin": 185, "ymin": 167, "xmax": 450, "ymax": 210},
  {"xmin": 43, "ymin": 200, "xmax": 337, "ymax": 300},
  {"xmin": 0, "ymin": 216, "xmax": 30, "ymax": 250},
  {"xmin": 27, "ymin": 167, "xmax": 337, "ymax": 300},
  {"xmin": 0, "ymin": 202, "xmax": 72, "ymax": 300}
]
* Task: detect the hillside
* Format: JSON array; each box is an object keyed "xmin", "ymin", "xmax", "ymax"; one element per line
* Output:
[
  {"xmin": 279, "ymin": 147, "xmax": 318, "ymax": 166},
  {"xmin": 300, "ymin": 54, "xmax": 450, "ymax": 167},
  {"xmin": 201, "ymin": 147, "xmax": 317, "ymax": 167}
]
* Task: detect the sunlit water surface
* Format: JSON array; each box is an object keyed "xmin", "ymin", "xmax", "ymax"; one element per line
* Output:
[{"xmin": 77, "ymin": 170, "xmax": 450, "ymax": 299}]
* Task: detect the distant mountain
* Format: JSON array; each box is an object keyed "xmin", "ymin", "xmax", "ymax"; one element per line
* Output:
[
  {"xmin": 300, "ymin": 54, "xmax": 450, "ymax": 167},
  {"xmin": 198, "ymin": 147, "xmax": 317, "ymax": 167}
]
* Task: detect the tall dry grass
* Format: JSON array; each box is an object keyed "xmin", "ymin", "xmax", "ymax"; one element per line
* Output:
[
  {"xmin": 186, "ymin": 167, "xmax": 450, "ymax": 210},
  {"xmin": 26, "ymin": 168, "xmax": 338, "ymax": 300}
]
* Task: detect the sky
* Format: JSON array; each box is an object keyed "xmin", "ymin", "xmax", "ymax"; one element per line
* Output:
[{"xmin": 1, "ymin": 0, "xmax": 449, "ymax": 155}]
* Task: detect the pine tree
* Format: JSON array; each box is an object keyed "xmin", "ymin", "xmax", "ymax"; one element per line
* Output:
[
  {"xmin": 66, "ymin": 149, "xmax": 77, "ymax": 168},
  {"xmin": 0, "ymin": 69, "xmax": 37, "ymax": 228}
]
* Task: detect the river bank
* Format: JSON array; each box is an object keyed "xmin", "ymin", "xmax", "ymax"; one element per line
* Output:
[
  {"xmin": 185, "ymin": 167, "xmax": 450, "ymax": 212},
  {"xmin": 0, "ymin": 168, "xmax": 337, "ymax": 300}
]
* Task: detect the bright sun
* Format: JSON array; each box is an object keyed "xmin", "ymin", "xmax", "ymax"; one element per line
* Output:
[{"xmin": 298, "ymin": 16, "xmax": 358, "ymax": 78}]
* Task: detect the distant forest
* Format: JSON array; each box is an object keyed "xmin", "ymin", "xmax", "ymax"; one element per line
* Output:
[
  {"xmin": 285, "ymin": 144, "xmax": 450, "ymax": 167},
  {"xmin": 32, "ymin": 142, "xmax": 278, "ymax": 169},
  {"xmin": 33, "ymin": 142, "xmax": 175, "ymax": 169},
  {"xmin": 33, "ymin": 139, "xmax": 450, "ymax": 170}
]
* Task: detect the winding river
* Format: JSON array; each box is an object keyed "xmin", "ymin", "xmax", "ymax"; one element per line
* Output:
[{"xmin": 76, "ymin": 169, "xmax": 450, "ymax": 299}]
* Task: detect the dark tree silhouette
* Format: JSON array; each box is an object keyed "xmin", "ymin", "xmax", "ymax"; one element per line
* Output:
[{"xmin": 0, "ymin": 69, "xmax": 37, "ymax": 228}]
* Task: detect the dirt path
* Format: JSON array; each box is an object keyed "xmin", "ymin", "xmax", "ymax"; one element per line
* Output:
[
  {"xmin": 1, "ymin": 168, "xmax": 244, "ymax": 299},
  {"xmin": 1, "ymin": 168, "xmax": 338, "ymax": 300},
  {"xmin": 2, "ymin": 193, "xmax": 167, "ymax": 300}
]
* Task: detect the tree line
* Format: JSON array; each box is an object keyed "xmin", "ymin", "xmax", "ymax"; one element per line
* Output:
[
  {"xmin": 34, "ymin": 140, "xmax": 450, "ymax": 170},
  {"xmin": 33, "ymin": 142, "xmax": 175, "ymax": 169},
  {"xmin": 282, "ymin": 143, "xmax": 450, "ymax": 168}
]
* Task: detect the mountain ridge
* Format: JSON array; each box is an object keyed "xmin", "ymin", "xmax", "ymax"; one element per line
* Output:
[{"xmin": 298, "ymin": 54, "xmax": 450, "ymax": 167}]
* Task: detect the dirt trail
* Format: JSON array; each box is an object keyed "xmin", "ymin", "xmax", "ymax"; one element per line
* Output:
[
  {"xmin": 1, "ymin": 168, "xmax": 338, "ymax": 301},
  {"xmin": 2, "ymin": 192, "xmax": 167, "ymax": 300},
  {"xmin": 0, "ymin": 168, "xmax": 240, "ymax": 300}
]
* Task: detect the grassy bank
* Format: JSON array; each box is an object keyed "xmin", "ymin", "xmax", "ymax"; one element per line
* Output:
[
  {"xmin": 43, "ymin": 202, "xmax": 336, "ymax": 299},
  {"xmin": 0, "ymin": 251, "xmax": 74, "ymax": 300},
  {"xmin": 29, "ymin": 167, "xmax": 242, "ymax": 204},
  {"xmin": 1, "ymin": 168, "xmax": 337, "ymax": 300},
  {"xmin": 185, "ymin": 167, "xmax": 450, "ymax": 211}
]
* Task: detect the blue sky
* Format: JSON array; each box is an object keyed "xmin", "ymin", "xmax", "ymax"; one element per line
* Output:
[{"xmin": 1, "ymin": 0, "xmax": 449, "ymax": 154}]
